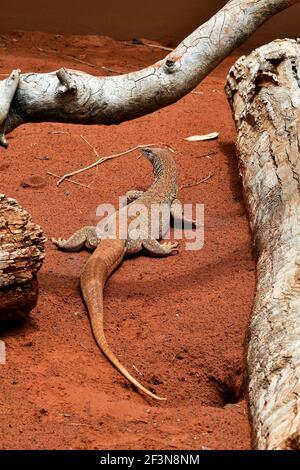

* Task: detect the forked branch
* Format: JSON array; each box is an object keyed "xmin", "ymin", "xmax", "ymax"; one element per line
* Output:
[{"xmin": 0, "ymin": 0, "xmax": 298, "ymax": 147}]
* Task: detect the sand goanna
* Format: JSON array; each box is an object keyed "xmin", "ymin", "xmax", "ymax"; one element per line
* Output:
[{"xmin": 52, "ymin": 146, "xmax": 195, "ymax": 400}]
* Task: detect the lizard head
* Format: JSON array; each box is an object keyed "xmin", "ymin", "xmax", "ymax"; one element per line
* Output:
[{"xmin": 140, "ymin": 146, "xmax": 162, "ymax": 162}]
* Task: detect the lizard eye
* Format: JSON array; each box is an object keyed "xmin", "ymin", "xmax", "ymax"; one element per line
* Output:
[{"xmin": 140, "ymin": 147, "xmax": 153, "ymax": 158}]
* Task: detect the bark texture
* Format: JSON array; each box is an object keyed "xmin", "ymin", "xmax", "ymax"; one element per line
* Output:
[
  {"xmin": 226, "ymin": 38, "xmax": 300, "ymax": 450},
  {"xmin": 0, "ymin": 0, "xmax": 299, "ymax": 147},
  {"xmin": 0, "ymin": 194, "xmax": 46, "ymax": 318}
]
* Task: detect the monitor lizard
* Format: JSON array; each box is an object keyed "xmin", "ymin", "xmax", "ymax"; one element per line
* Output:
[{"xmin": 52, "ymin": 146, "xmax": 194, "ymax": 400}]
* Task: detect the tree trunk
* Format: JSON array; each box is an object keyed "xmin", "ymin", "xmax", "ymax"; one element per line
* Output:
[
  {"xmin": 0, "ymin": 0, "xmax": 298, "ymax": 148},
  {"xmin": 0, "ymin": 194, "xmax": 46, "ymax": 319},
  {"xmin": 225, "ymin": 38, "xmax": 300, "ymax": 450}
]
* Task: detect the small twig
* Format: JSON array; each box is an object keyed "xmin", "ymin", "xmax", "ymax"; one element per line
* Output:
[
  {"xmin": 37, "ymin": 47, "xmax": 129, "ymax": 74},
  {"xmin": 191, "ymin": 91, "xmax": 204, "ymax": 95},
  {"xmin": 132, "ymin": 364, "xmax": 143, "ymax": 376},
  {"xmin": 101, "ymin": 65, "xmax": 127, "ymax": 74},
  {"xmin": 69, "ymin": 422, "xmax": 89, "ymax": 427},
  {"xmin": 37, "ymin": 47, "xmax": 97, "ymax": 68},
  {"xmin": 60, "ymin": 413, "xmax": 72, "ymax": 418},
  {"xmin": 60, "ymin": 54, "xmax": 96, "ymax": 68},
  {"xmin": 56, "ymin": 142, "xmax": 157, "ymax": 186},
  {"xmin": 80, "ymin": 135, "xmax": 99, "ymax": 157},
  {"xmin": 196, "ymin": 150, "xmax": 218, "ymax": 159},
  {"xmin": 180, "ymin": 173, "xmax": 213, "ymax": 189},
  {"xmin": 79, "ymin": 135, "xmax": 100, "ymax": 187},
  {"xmin": 47, "ymin": 171, "xmax": 91, "ymax": 189},
  {"xmin": 144, "ymin": 43, "xmax": 174, "ymax": 52},
  {"xmin": 48, "ymin": 131, "xmax": 66, "ymax": 135},
  {"xmin": 123, "ymin": 40, "xmax": 173, "ymax": 52}
]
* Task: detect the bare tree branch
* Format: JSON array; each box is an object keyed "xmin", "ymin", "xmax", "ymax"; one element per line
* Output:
[
  {"xmin": 0, "ymin": 0, "xmax": 299, "ymax": 148},
  {"xmin": 226, "ymin": 38, "xmax": 300, "ymax": 450}
]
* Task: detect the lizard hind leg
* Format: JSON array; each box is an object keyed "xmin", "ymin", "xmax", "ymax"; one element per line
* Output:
[{"xmin": 52, "ymin": 226, "xmax": 99, "ymax": 252}]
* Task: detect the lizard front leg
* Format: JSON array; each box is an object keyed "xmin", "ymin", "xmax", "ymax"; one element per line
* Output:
[
  {"xmin": 52, "ymin": 226, "xmax": 99, "ymax": 251},
  {"xmin": 123, "ymin": 189, "xmax": 145, "ymax": 205},
  {"xmin": 142, "ymin": 239, "xmax": 179, "ymax": 256},
  {"xmin": 171, "ymin": 198, "xmax": 198, "ymax": 228}
]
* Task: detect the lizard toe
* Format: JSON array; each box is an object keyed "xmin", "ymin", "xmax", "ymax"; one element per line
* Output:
[
  {"xmin": 170, "ymin": 242, "xmax": 179, "ymax": 253},
  {"xmin": 51, "ymin": 237, "xmax": 66, "ymax": 247},
  {"xmin": 162, "ymin": 241, "xmax": 179, "ymax": 253}
]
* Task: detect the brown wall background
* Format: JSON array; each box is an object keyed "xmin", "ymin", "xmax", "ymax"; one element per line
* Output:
[{"xmin": 2, "ymin": 1, "xmax": 300, "ymax": 46}]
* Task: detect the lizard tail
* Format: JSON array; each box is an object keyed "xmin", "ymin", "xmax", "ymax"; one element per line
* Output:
[{"xmin": 80, "ymin": 238, "xmax": 167, "ymax": 401}]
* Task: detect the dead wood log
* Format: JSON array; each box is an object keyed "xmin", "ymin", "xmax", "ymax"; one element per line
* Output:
[
  {"xmin": 0, "ymin": 194, "xmax": 45, "ymax": 318},
  {"xmin": 0, "ymin": 0, "xmax": 299, "ymax": 148},
  {"xmin": 225, "ymin": 38, "xmax": 300, "ymax": 450}
]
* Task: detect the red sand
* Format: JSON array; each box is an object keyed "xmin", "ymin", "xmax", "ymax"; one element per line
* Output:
[{"xmin": 0, "ymin": 31, "xmax": 256, "ymax": 450}]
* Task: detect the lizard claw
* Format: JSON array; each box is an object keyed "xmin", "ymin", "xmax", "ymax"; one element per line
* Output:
[
  {"xmin": 163, "ymin": 241, "xmax": 179, "ymax": 253},
  {"xmin": 171, "ymin": 241, "xmax": 179, "ymax": 253}
]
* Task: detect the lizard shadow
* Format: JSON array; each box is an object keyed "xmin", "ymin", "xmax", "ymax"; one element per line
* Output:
[
  {"xmin": 31, "ymin": 240, "xmax": 253, "ymax": 304},
  {"xmin": 105, "ymin": 239, "xmax": 256, "ymax": 300},
  {"xmin": 218, "ymin": 140, "xmax": 244, "ymax": 203},
  {"xmin": 36, "ymin": 232, "xmax": 255, "ymax": 302},
  {"xmin": 218, "ymin": 140, "xmax": 256, "ymax": 258}
]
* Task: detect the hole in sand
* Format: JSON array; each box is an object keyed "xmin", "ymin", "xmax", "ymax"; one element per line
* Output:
[{"xmin": 209, "ymin": 372, "xmax": 244, "ymax": 407}]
